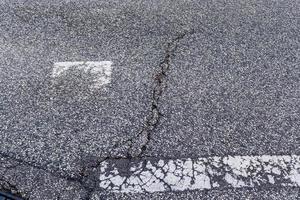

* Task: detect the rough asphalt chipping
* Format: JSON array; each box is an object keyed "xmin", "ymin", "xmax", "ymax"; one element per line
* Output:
[{"xmin": 0, "ymin": 0, "xmax": 299, "ymax": 199}]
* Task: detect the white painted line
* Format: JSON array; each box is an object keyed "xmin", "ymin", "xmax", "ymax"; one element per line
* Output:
[
  {"xmin": 52, "ymin": 61, "xmax": 113, "ymax": 89},
  {"xmin": 99, "ymin": 155, "xmax": 300, "ymax": 193}
]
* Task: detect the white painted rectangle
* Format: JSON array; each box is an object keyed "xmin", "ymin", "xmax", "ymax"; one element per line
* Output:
[{"xmin": 52, "ymin": 61, "xmax": 113, "ymax": 89}]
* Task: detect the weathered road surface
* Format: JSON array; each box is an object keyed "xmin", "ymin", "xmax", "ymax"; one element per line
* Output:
[{"xmin": 0, "ymin": 0, "xmax": 299, "ymax": 199}]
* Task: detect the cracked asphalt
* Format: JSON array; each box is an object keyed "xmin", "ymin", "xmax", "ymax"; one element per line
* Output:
[{"xmin": 0, "ymin": 0, "xmax": 299, "ymax": 199}]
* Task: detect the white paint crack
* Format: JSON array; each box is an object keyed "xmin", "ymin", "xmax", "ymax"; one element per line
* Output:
[{"xmin": 97, "ymin": 155, "xmax": 300, "ymax": 193}]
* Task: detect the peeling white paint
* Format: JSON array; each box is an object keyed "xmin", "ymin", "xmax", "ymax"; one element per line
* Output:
[
  {"xmin": 98, "ymin": 155, "xmax": 300, "ymax": 193},
  {"xmin": 52, "ymin": 61, "xmax": 113, "ymax": 89}
]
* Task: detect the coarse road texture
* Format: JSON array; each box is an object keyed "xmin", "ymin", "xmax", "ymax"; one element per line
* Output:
[{"xmin": 0, "ymin": 0, "xmax": 299, "ymax": 199}]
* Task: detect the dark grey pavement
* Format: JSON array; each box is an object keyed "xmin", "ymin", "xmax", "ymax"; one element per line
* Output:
[
  {"xmin": 0, "ymin": 0, "xmax": 299, "ymax": 199},
  {"xmin": 145, "ymin": 16, "xmax": 300, "ymax": 158}
]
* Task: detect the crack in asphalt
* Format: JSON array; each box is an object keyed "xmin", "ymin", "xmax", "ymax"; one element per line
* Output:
[
  {"xmin": 0, "ymin": 152, "xmax": 81, "ymax": 182},
  {"xmin": 0, "ymin": 178, "xmax": 25, "ymax": 199},
  {"xmin": 123, "ymin": 30, "xmax": 195, "ymax": 158},
  {"xmin": 80, "ymin": 31, "xmax": 195, "ymax": 198},
  {"xmin": 0, "ymin": 152, "xmax": 86, "ymax": 199},
  {"xmin": 0, "ymin": 32, "xmax": 194, "ymax": 199}
]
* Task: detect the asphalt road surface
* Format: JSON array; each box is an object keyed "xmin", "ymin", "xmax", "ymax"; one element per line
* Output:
[{"xmin": 0, "ymin": 0, "xmax": 299, "ymax": 199}]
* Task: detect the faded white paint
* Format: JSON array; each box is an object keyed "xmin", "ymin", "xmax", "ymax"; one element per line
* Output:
[
  {"xmin": 52, "ymin": 61, "xmax": 113, "ymax": 89},
  {"xmin": 99, "ymin": 155, "xmax": 300, "ymax": 193}
]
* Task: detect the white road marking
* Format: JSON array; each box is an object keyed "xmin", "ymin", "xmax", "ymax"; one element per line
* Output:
[
  {"xmin": 98, "ymin": 155, "xmax": 300, "ymax": 193},
  {"xmin": 52, "ymin": 61, "xmax": 113, "ymax": 89}
]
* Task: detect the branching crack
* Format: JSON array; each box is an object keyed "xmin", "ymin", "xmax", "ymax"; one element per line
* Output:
[
  {"xmin": 124, "ymin": 30, "xmax": 195, "ymax": 158},
  {"xmin": 75, "ymin": 31, "xmax": 195, "ymax": 196}
]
